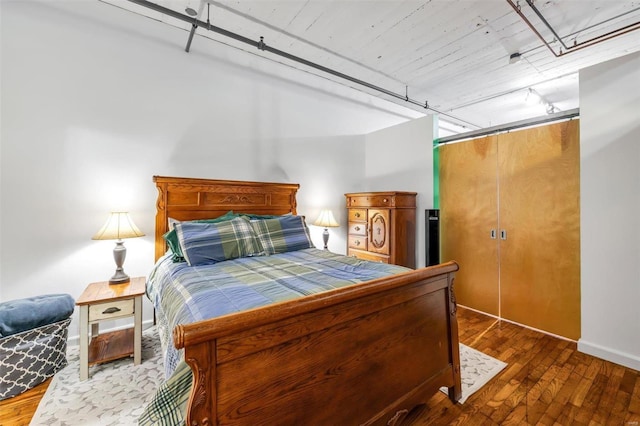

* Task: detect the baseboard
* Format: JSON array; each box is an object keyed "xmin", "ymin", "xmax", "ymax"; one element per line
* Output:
[
  {"xmin": 66, "ymin": 319, "xmax": 156, "ymax": 347},
  {"xmin": 457, "ymin": 304, "xmax": 576, "ymax": 342},
  {"xmin": 578, "ymin": 339, "xmax": 640, "ymax": 371}
]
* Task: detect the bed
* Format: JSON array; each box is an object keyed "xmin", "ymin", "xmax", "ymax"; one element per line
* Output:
[{"xmin": 145, "ymin": 175, "xmax": 461, "ymax": 426}]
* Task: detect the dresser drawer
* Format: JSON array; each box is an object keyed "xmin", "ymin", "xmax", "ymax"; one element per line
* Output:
[
  {"xmin": 347, "ymin": 195, "xmax": 392, "ymax": 208},
  {"xmin": 348, "ymin": 249, "xmax": 389, "ymax": 264},
  {"xmin": 348, "ymin": 235, "xmax": 367, "ymax": 250},
  {"xmin": 89, "ymin": 299, "xmax": 134, "ymax": 321},
  {"xmin": 348, "ymin": 222, "xmax": 367, "ymax": 236},
  {"xmin": 348, "ymin": 209, "xmax": 367, "ymax": 222}
]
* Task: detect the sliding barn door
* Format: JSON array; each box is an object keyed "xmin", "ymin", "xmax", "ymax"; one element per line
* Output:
[
  {"xmin": 439, "ymin": 120, "xmax": 580, "ymax": 340},
  {"xmin": 440, "ymin": 135, "xmax": 499, "ymax": 316},
  {"xmin": 498, "ymin": 120, "xmax": 581, "ymax": 340}
]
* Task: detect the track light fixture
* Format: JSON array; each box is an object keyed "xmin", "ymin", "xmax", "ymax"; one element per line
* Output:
[
  {"xmin": 525, "ymin": 88, "xmax": 557, "ymax": 115},
  {"xmin": 525, "ymin": 88, "xmax": 541, "ymax": 104},
  {"xmin": 543, "ymin": 103, "xmax": 556, "ymax": 115}
]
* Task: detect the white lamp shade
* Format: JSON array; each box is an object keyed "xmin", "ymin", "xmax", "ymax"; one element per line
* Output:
[
  {"xmin": 92, "ymin": 212, "xmax": 145, "ymax": 241},
  {"xmin": 313, "ymin": 209, "xmax": 339, "ymax": 228}
]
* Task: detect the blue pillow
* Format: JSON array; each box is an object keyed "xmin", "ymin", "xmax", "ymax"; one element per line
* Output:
[
  {"xmin": 163, "ymin": 211, "xmax": 238, "ymax": 262},
  {"xmin": 175, "ymin": 217, "xmax": 263, "ymax": 266},
  {"xmin": 250, "ymin": 215, "xmax": 315, "ymax": 255}
]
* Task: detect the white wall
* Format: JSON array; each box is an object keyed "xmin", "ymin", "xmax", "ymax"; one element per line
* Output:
[
  {"xmin": 0, "ymin": 1, "xmax": 3, "ymax": 301},
  {"xmin": 579, "ymin": 51, "xmax": 640, "ymax": 370},
  {"xmin": 0, "ymin": 1, "xmax": 425, "ymax": 339},
  {"xmin": 364, "ymin": 116, "xmax": 436, "ymax": 268}
]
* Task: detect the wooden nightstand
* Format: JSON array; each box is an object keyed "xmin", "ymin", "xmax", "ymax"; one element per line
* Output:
[{"xmin": 76, "ymin": 277, "xmax": 145, "ymax": 381}]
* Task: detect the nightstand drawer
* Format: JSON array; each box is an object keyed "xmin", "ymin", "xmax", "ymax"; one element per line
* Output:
[{"xmin": 89, "ymin": 299, "xmax": 134, "ymax": 321}]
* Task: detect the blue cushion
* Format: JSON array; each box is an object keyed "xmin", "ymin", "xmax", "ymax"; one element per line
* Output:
[{"xmin": 0, "ymin": 294, "xmax": 75, "ymax": 337}]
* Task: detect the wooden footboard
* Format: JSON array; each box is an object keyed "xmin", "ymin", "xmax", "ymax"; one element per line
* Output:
[{"xmin": 173, "ymin": 261, "xmax": 461, "ymax": 426}]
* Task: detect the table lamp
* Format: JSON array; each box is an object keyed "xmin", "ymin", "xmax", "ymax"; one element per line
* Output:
[
  {"xmin": 92, "ymin": 212, "xmax": 145, "ymax": 284},
  {"xmin": 313, "ymin": 209, "xmax": 339, "ymax": 250}
]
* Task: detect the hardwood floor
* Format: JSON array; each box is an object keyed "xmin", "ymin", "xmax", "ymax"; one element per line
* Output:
[
  {"xmin": 408, "ymin": 307, "xmax": 640, "ymax": 425},
  {"xmin": 0, "ymin": 377, "xmax": 51, "ymax": 426},
  {"xmin": 1, "ymin": 307, "xmax": 638, "ymax": 425}
]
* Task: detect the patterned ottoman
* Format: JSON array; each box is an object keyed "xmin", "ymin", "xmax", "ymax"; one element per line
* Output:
[{"xmin": 0, "ymin": 294, "xmax": 75, "ymax": 400}]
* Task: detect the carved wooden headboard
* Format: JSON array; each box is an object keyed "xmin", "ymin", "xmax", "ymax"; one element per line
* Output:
[{"xmin": 153, "ymin": 176, "xmax": 300, "ymax": 261}]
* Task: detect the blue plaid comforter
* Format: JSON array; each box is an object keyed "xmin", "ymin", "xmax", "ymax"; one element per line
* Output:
[{"xmin": 142, "ymin": 248, "xmax": 410, "ymax": 425}]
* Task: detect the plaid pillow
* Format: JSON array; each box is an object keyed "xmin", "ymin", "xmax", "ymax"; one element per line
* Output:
[
  {"xmin": 251, "ymin": 215, "xmax": 314, "ymax": 255},
  {"xmin": 163, "ymin": 211, "xmax": 237, "ymax": 262},
  {"xmin": 175, "ymin": 217, "xmax": 263, "ymax": 266}
]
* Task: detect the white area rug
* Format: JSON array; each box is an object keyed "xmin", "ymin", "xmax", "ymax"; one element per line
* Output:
[
  {"xmin": 441, "ymin": 344, "xmax": 507, "ymax": 404},
  {"xmin": 31, "ymin": 327, "xmax": 164, "ymax": 426},
  {"xmin": 31, "ymin": 330, "xmax": 506, "ymax": 425}
]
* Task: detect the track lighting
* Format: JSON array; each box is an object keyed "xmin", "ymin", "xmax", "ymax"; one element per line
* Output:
[
  {"xmin": 546, "ymin": 103, "xmax": 556, "ymax": 114},
  {"xmin": 525, "ymin": 88, "xmax": 557, "ymax": 115},
  {"xmin": 525, "ymin": 88, "xmax": 541, "ymax": 104}
]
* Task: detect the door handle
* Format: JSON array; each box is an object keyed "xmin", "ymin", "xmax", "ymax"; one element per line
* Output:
[
  {"xmin": 490, "ymin": 229, "xmax": 497, "ymax": 239},
  {"xmin": 500, "ymin": 229, "xmax": 507, "ymax": 240}
]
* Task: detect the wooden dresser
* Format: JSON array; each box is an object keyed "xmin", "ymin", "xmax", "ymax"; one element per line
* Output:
[{"xmin": 345, "ymin": 191, "xmax": 417, "ymax": 268}]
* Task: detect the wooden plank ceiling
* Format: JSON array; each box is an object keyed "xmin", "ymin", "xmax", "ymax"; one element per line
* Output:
[{"xmin": 109, "ymin": 0, "xmax": 640, "ymax": 135}]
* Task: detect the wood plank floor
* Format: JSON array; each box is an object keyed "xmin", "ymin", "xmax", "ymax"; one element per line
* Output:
[
  {"xmin": 408, "ymin": 307, "xmax": 640, "ymax": 425},
  {"xmin": 0, "ymin": 377, "xmax": 51, "ymax": 426},
  {"xmin": 1, "ymin": 307, "xmax": 638, "ymax": 425}
]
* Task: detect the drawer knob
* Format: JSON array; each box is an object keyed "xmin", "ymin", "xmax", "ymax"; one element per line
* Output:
[
  {"xmin": 355, "ymin": 212, "xmax": 361, "ymax": 218},
  {"xmin": 355, "ymin": 240, "xmax": 361, "ymax": 246},
  {"xmin": 383, "ymin": 198, "xmax": 388, "ymax": 203},
  {"xmin": 102, "ymin": 307, "xmax": 122, "ymax": 314},
  {"xmin": 355, "ymin": 226, "xmax": 361, "ymax": 231}
]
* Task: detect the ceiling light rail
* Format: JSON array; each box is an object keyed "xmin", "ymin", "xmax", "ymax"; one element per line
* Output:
[
  {"xmin": 126, "ymin": 0, "xmax": 433, "ymax": 110},
  {"xmin": 508, "ymin": 0, "xmax": 640, "ymax": 57}
]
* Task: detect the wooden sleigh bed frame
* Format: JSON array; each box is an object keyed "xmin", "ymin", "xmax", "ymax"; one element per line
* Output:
[{"xmin": 153, "ymin": 175, "xmax": 461, "ymax": 426}]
